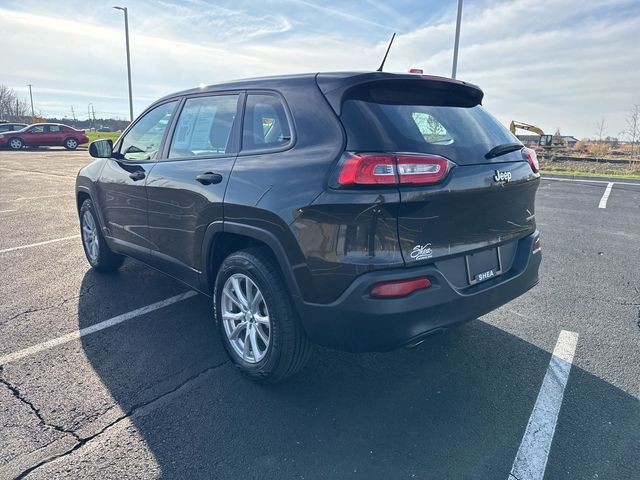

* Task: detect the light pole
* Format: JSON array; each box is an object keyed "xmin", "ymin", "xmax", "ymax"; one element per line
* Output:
[
  {"xmin": 26, "ymin": 84, "xmax": 35, "ymax": 123},
  {"xmin": 114, "ymin": 6, "xmax": 134, "ymax": 122},
  {"xmin": 451, "ymin": 0, "xmax": 463, "ymax": 79},
  {"xmin": 88, "ymin": 103, "xmax": 93, "ymax": 130}
]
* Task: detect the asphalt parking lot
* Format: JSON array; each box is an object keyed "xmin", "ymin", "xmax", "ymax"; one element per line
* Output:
[{"xmin": 1, "ymin": 149, "xmax": 638, "ymax": 479}]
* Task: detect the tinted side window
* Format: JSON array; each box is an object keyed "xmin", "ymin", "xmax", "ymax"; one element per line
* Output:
[
  {"xmin": 169, "ymin": 94, "xmax": 239, "ymax": 159},
  {"xmin": 29, "ymin": 126, "xmax": 45, "ymax": 133},
  {"xmin": 119, "ymin": 101, "xmax": 177, "ymax": 161},
  {"xmin": 242, "ymin": 94, "xmax": 291, "ymax": 152},
  {"xmin": 48, "ymin": 125, "xmax": 61, "ymax": 132}
]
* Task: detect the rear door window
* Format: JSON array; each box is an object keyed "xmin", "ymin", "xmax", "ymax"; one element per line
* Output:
[
  {"xmin": 168, "ymin": 94, "xmax": 239, "ymax": 159},
  {"xmin": 340, "ymin": 83, "xmax": 519, "ymax": 165},
  {"xmin": 241, "ymin": 94, "xmax": 291, "ymax": 152},
  {"xmin": 47, "ymin": 125, "xmax": 61, "ymax": 132}
]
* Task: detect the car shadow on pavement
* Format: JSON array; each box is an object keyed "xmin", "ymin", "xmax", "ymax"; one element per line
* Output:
[{"xmin": 76, "ymin": 264, "xmax": 639, "ymax": 480}]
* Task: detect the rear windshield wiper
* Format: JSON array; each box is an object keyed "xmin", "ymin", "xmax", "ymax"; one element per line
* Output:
[{"xmin": 484, "ymin": 143, "xmax": 523, "ymax": 159}]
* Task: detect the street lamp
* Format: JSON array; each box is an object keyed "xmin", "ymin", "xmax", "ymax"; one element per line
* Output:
[
  {"xmin": 26, "ymin": 84, "xmax": 35, "ymax": 123},
  {"xmin": 114, "ymin": 6, "xmax": 134, "ymax": 122},
  {"xmin": 451, "ymin": 0, "xmax": 464, "ymax": 79}
]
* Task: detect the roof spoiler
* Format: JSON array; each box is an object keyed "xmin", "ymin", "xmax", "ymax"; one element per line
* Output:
[{"xmin": 316, "ymin": 72, "xmax": 484, "ymax": 116}]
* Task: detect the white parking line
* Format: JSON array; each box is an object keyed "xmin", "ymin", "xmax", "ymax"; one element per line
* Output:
[
  {"xmin": 509, "ymin": 330, "xmax": 579, "ymax": 480},
  {"xmin": 0, "ymin": 166, "xmax": 75, "ymax": 179},
  {"xmin": 0, "ymin": 235, "xmax": 81, "ymax": 254},
  {"xmin": 0, "ymin": 209, "xmax": 17, "ymax": 213},
  {"xmin": 0, "ymin": 291, "xmax": 198, "ymax": 365},
  {"xmin": 598, "ymin": 182, "xmax": 614, "ymax": 209},
  {"xmin": 542, "ymin": 177, "xmax": 640, "ymax": 187},
  {"xmin": 5, "ymin": 193, "xmax": 74, "ymax": 202}
]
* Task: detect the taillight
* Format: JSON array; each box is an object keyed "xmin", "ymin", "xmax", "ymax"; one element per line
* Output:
[
  {"xmin": 337, "ymin": 153, "xmax": 451, "ymax": 186},
  {"xmin": 396, "ymin": 155, "xmax": 450, "ymax": 184},
  {"xmin": 338, "ymin": 154, "xmax": 396, "ymax": 185},
  {"xmin": 370, "ymin": 277, "xmax": 432, "ymax": 298},
  {"xmin": 522, "ymin": 147, "xmax": 539, "ymax": 173}
]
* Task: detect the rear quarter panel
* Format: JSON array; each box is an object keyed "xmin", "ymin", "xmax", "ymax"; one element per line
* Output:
[{"xmin": 223, "ymin": 77, "xmax": 346, "ymax": 303}]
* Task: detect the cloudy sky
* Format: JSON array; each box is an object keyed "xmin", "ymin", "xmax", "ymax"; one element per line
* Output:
[{"xmin": 2, "ymin": 0, "xmax": 639, "ymax": 138}]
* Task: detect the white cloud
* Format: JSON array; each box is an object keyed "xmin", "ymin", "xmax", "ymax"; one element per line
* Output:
[{"xmin": 1, "ymin": 0, "xmax": 638, "ymax": 138}]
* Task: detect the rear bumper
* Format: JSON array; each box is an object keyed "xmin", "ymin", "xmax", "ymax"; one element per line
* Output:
[{"xmin": 298, "ymin": 232, "xmax": 541, "ymax": 352}]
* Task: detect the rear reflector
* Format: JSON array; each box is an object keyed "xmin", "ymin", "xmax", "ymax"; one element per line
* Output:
[
  {"xmin": 370, "ymin": 277, "xmax": 432, "ymax": 298},
  {"xmin": 337, "ymin": 153, "xmax": 451, "ymax": 186},
  {"xmin": 522, "ymin": 147, "xmax": 539, "ymax": 173}
]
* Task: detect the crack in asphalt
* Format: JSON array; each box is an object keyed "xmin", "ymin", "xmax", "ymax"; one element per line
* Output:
[
  {"xmin": 4, "ymin": 283, "xmax": 99, "ymax": 323},
  {"xmin": 12, "ymin": 360, "xmax": 228, "ymax": 479},
  {"xmin": 0, "ymin": 366, "xmax": 81, "ymax": 443}
]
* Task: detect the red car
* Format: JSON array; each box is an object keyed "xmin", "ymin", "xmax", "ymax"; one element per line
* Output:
[{"xmin": 0, "ymin": 123, "xmax": 89, "ymax": 150}]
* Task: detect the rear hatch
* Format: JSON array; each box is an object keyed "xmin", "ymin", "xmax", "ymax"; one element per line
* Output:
[{"xmin": 325, "ymin": 75, "xmax": 539, "ymax": 281}]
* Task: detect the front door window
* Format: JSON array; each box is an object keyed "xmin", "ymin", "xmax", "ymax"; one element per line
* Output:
[{"xmin": 119, "ymin": 102, "xmax": 177, "ymax": 161}]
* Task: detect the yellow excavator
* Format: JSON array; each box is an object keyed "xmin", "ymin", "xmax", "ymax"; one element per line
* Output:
[{"xmin": 509, "ymin": 121, "xmax": 566, "ymax": 149}]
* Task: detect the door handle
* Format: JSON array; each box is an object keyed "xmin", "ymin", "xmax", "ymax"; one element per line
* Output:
[
  {"xmin": 196, "ymin": 172, "xmax": 223, "ymax": 185},
  {"xmin": 129, "ymin": 171, "xmax": 146, "ymax": 181}
]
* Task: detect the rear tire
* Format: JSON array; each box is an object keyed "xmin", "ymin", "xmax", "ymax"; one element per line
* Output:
[
  {"xmin": 64, "ymin": 137, "xmax": 79, "ymax": 150},
  {"xmin": 8, "ymin": 137, "xmax": 23, "ymax": 150},
  {"xmin": 79, "ymin": 199, "xmax": 125, "ymax": 272},
  {"xmin": 214, "ymin": 247, "xmax": 312, "ymax": 383}
]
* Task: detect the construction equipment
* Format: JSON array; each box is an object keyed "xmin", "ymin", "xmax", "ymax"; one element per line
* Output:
[{"xmin": 509, "ymin": 121, "xmax": 566, "ymax": 148}]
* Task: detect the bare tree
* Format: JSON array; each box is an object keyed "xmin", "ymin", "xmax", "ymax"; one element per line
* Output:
[
  {"xmin": 0, "ymin": 84, "xmax": 29, "ymax": 122},
  {"xmin": 595, "ymin": 117, "xmax": 607, "ymax": 142},
  {"xmin": 621, "ymin": 104, "xmax": 639, "ymax": 158}
]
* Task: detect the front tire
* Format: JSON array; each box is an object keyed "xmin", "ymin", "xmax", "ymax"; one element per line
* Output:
[
  {"xmin": 8, "ymin": 137, "xmax": 23, "ymax": 150},
  {"xmin": 214, "ymin": 248, "xmax": 312, "ymax": 382},
  {"xmin": 79, "ymin": 199, "xmax": 125, "ymax": 272},
  {"xmin": 64, "ymin": 137, "xmax": 79, "ymax": 150}
]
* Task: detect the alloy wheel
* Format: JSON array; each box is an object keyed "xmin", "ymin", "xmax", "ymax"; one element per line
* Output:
[
  {"xmin": 82, "ymin": 210, "xmax": 99, "ymax": 262},
  {"xmin": 221, "ymin": 273, "xmax": 271, "ymax": 363}
]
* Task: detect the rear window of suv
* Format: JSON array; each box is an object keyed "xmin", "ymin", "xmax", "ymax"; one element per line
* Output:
[
  {"xmin": 340, "ymin": 83, "xmax": 518, "ymax": 165},
  {"xmin": 242, "ymin": 93, "xmax": 291, "ymax": 152}
]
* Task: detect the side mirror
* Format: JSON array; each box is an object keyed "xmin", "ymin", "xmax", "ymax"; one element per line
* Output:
[{"xmin": 89, "ymin": 139, "xmax": 113, "ymax": 158}]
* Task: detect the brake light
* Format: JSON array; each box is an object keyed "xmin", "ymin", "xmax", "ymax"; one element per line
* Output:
[
  {"xmin": 371, "ymin": 277, "xmax": 432, "ymax": 298},
  {"xmin": 522, "ymin": 147, "xmax": 539, "ymax": 173},
  {"xmin": 338, "ymin": 154, "xmax": 396, "ymax": 185},
  {"xmin": 337, "ymin": 153, "xmax": 451, "ymax": 186}
]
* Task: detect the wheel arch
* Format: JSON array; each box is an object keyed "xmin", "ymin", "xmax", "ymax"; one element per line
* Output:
[
  {"xmin": 201, "ymin": 222, "xmax": 304, "ymax": 303},
  {"xmin": 76, "ymin": 189, "xmax": 91, "ymax": 214}
]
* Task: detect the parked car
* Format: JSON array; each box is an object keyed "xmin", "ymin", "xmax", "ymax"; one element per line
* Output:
[
  {"xmin": 0, "ymin": 122, "xmax": 28, "ymax": 133},
  {"xmin": 77, "ymin": 71, "xmax": 541, "ymax": 382},
  {"xmin": 0, "ymin": 123, "xmax": 89, "ymax": 150}
]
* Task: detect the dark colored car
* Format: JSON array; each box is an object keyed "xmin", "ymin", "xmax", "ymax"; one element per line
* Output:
[
  {"xmin": 0, "ymin": 122, "xmax": 28, "ymax": 133},
  {"xmin": 77, "ymin": 71, "xmax": 541, "ymax": 382},
  {"xmin": 0, "ymin": 123, "xmax": 89, "ymax": 150}
]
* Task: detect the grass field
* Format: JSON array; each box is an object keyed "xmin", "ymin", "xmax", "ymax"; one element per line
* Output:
[
  {"xmin": 539, "ymin": 155, "xmax": 640, "ymax": 179},
  {"xmin": 81, "ymin": 131, "xmax": 122, "ymax": 146}
]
